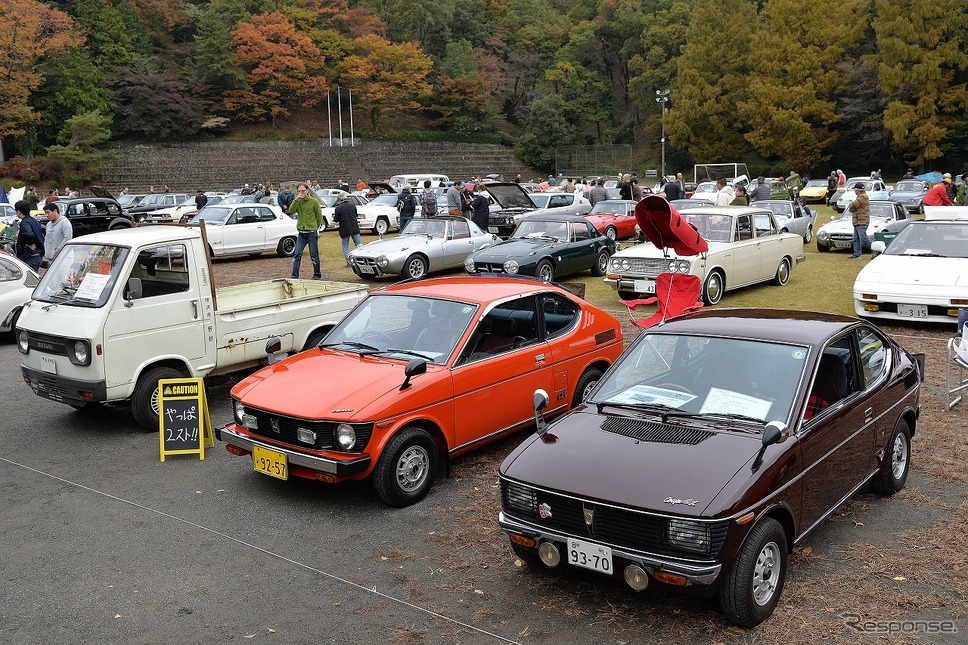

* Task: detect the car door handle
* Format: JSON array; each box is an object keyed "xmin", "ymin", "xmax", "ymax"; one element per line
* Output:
[
  {"xmin": 864, "ymin": 406, "xmax": 874, "ymax": 422},
  {"xmin": 191, "ymin": 300, "xmax": 198, "ymax": 319},
  {"xmin": 534, "ymin": 353, "xmax": 545, "ymax": 363}
]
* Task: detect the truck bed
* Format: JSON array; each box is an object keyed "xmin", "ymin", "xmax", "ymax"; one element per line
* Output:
[{"xmin": 214, "ymin": 279, "xmax": 367, "ymax": 314}]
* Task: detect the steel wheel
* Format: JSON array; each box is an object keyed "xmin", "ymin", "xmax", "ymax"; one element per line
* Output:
[
  {"xmin": 605, "ymin": 226, "xmax": 617, "ymax": 241},
  {"xmin": 277, "ymin": 237, "xmax": 296, "ymax": 257},
  {"xmin": 591, "ymin": 250, "xmax": 609, "ymax": 276},
  {"xmin": 373, "ymin": 427, "xmax": 439, "ymax": 507},
  {"xmin": 804, "ymin": 227, "xmax": 812, "ymax": 243},
  {"xmin": 403, "ymin": 254, "xmax": 428, "ymax": 280},
  {"xmin": 535, "ymin": 259, "xmax": 554, "ymax": 282},
  {"xmin": 395, "ymin": 444, "xmax": 430, "ymax": 493},
  {"xmin": 890, "ymin": 432, "xmax": 908, "ymax": 480},
  {"xmin": 374, "ymin": 217, "xmax": 389, "ymax": 236},
  {"xmin": 872, "ymin": 420, "xmax": 911, "ymax": 495},
  {"xmin": 751, "ymin": 541, "xmax": 782, "ymax": 606}
]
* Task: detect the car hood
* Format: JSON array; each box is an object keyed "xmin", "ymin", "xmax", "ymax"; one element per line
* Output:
[
  {"xmin": 232, "ymin": 349, "xmax": 450, "ymax": 421},
  {"xmin": 472, "ymin": 237, "xmax": 558, "ymax": 261},
  {"xmin": 889, "ymin": 190, "xmax": 927, "ymax": 200},
  {"xmin": 350, "ymin": 234, "xmax": 441, "ymax": 258},
  {"xmin": 820, "ymin": 217, "xmax": 893, "ymax": 235},
  {"xmin": 486, "ymin": 183, "xmax": 537, "ymax": 210},
  {"xmin": 501, "ymin": 409, "xmax": 759, "ymax": 517},
  {"xmin": 855, "ymin": 255, "xmax": 968, "ymax": 287},
  {"xmin": 614, "ymin": 239, "xmax": 731, "ymax": 260}
]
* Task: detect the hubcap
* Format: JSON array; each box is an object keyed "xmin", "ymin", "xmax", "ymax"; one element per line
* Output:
[
  {"xmin": 396, "ymin": 445, "xmax": 429, "ymax": 492},
  {"xmin": 752, "ymin": 541, "xmax": 781, "ymax": 606},
  {"xmin": 777, "ymin": 261, "xmax": 789, "ymax": 283},
  {"xmin": 539, "ymin": 265, "xmax": 553, "ymax": 281},
  {"xmin": 707, "ymin": 275, "xmax": 722, "ymax": 303},
  {"xmin": 598, "ymin": 254, "xmax": 608, "ymax": 272},
  {"xmin": 581, "ymin": 379, "xmax": 599, "ymax": 401},
  {"xmin": 891, "ymin": 433, "xmax": 908, "ymax": 480}
]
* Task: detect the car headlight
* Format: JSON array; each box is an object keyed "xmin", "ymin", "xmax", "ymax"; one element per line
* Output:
[
  {"xmin": 233, "ymin": 398, "xmax": 245, "ymax": 424},
  {"xmin": 503, "ymin": 259, "xmax": 520, "ymax": 273},
  {"xmin": 817, "ymin": 229, "xmax": 829, "ymax": 240},
  {"xmin": 376, "ymin": 255, "xmax": 389, "ymax": 268},
  {"xmin": 612, "ymin": 257, "xmax": 630, "ymax": 272},
  {"xmin": 464, "ymin": 257, "xmax": 476, "ymax": 272},
  {"xmin": 675, "ymin": 260, "xmax": 691, "ymax": 273},
  {"xmin": 334, "ymin": 423, "xmax": 356, "ymax": 450},
  {"xmin": 667, "ymin": 519, "xmax": 711, "ymax": 555},
  {"xmin": 68, "ymin": 339, "xmax": 92, "ymax": 366},
  {"xmin": 17, "ymin": 329, "xmax": 29, "ymax": 354}
]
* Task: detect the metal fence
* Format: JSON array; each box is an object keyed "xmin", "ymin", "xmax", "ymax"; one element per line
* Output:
[{"xmin": 555, "ymin": 145, "xmax": 633, "ymax": 178}]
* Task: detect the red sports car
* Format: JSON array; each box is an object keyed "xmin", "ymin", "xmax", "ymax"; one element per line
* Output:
[{"xmin": 583, "ymin": 200, "xmax": 639, "ymax": 241}]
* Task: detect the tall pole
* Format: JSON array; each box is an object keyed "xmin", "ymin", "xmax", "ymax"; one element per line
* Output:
[
  {"xmin": 348, "ymin": 88, "xmax": 354, "ymax": 147},
  {"xmin": 327, "ymin": 89, "xmax": 332, "ymax": 146},
  {"xmin": 655, "ymin": 90, "xmax": 669, "ymax": 179},
  {"xmin": 338, "ymin": 87, "xmax": 344, "ymax": 146}
]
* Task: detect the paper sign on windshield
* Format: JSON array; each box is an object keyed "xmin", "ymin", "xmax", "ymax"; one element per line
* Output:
[
  {"xmin": 73, "ymin": 273, "xmax": 111, "ymax": 300},
  {"xmin": 700, "ymin": 387, "xmax": 772, "ymax": 419}
]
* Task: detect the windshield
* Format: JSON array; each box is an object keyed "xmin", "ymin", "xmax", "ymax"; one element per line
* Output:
[
  {"xmin": 511, "ymin": 219, "xmax": 569, "ymax": 241},
  {"xmin": 592, "ymin": 333, "xmax": 807, "ymax": 425},
  {"xmin": 139, "ymin": 194, "xmax": 164, "ymax": 206},
  {"xmin": 884, "ymin": 222, "xmax": 968, "ymax": 258},
  {"xmin": 529, "ymin": 194, "xmax": 551, "ymax": 208},
  {"xmin": 590, "ymin": 202, "xmax": 628, "ymax": 215},
  {"xmin": 893, "ymin": 181, "xmax": 926, "ymax": 192},
  {"xmin": 192, "ymin": 207, "xmax": 231, "ymax": 225},
  {"xmin": 370, "ymin": 194, "xmax": 399, "ymax": 206},
  {"xmin": 322, "ymin": 294, "xmax": 478, "ymax": 364},
  {"xmin": 33, "ymin": 243, "xmax": 130, "ymax": 308},
  {"xmin": 805, "ymin": 180, "xmax": 826, "ymax": 188},
  {"xmin": 318, "ymin": 195, "xmax": 338, "ymax": 208},
  {"xmin": 402, "ymin": 219, "xmax": 447, "ymax": 237},
  {"xmin": 681, "ymin": 213, "xmax": 733, "ymax": 243}
]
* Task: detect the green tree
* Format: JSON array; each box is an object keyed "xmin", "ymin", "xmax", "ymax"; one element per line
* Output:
[
  {"xmin": 874, "ymin": 0, "xmax": 968, "ymax": 165},
  {"xmin": 110, "ymin": 58, "xmax": 207, "ymax": 139},
  {"xmin": 192, "ymin": 0, "xmax": 248, "ymax": 93},
  {"xmin": 514, "ymin": 93, "xmax": 575, "ymax": 172},
  {"xmin": 74, "ymin": 0, "xmax": 151, "ymax": 69},
  {"xmin": 45, "ymin": 110, "xmax": 119, "ymax": 186},
  {"xmin": 32, "ymin": 48, "xmax": 115, "ymax": 147}
]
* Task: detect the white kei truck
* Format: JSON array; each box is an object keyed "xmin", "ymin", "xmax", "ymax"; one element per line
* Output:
[{"xmin": 17, "ymin": 225, "xmax": 368, "ymax": 429}]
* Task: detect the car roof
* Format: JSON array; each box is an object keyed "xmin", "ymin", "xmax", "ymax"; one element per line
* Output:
[
  {"xmin": 66, "ymin": 225, "xmax": 200, "ymax": 247},
  {"xmin": 648, "ymin": 308, "xmax": 861, "ymax": 346},
  {"xmin": 379, "ymin": 276, "xmax": 569, "ymax": 305}
]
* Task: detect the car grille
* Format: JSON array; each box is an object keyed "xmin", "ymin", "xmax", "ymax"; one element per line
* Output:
[
  {"xmin": 501, "ymin": 479, "xmax": 729, "ymax": 560},
  {"xmin": 352, "ymin": 257, "xmax": 378, "ymax": 269},
  {"xmin": 828, "ymin": 233, "xmax": 853, "ymax": 242},
  {"xmin": 473, "ymin": 263, "xmax": 508, "ymax": 274},
  {"xmin": 240, "ymin": 405, "xmax": 372, "ymax": 452},
  {"xmin": 21, "ymin": 330, "xmax": 70, "ymax": 356},
  {"xmin": 601, "ymin": 416, "xmax": 714, "ymax": 445},
  {"xmin": 615, "ymin": 258, "xmax": 672, "ymax": 276}
]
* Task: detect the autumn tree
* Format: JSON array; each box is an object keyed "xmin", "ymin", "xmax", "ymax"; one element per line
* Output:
[
  {"xmin": 873, "ymin": 0, "xmax": 968, "ymax": 165},
  {"xmin": 430, "ymin": 41, "xmax": 496, "ymax": 132},
  {"xmin": 224, "ymin": 12, "xmax": 328, "ymax": 124},
  {"xmin": 0, "ymin": 0, "xmax": 79, "ymax": 161},
  {"xmin": 339, "ymin": 34, "xmax": 433, "ymax": 131}
]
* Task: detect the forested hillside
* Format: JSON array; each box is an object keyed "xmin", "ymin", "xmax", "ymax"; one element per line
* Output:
[{"xmin": 1, "ymin": 0, "xmax": 966, "ymax": 182}]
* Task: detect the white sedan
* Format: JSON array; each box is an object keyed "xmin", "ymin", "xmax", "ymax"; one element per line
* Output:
[
  {"xmin": 355, "ymin": 193, "xmax": 402, "ymax": 235},
  {"xmin": 190, "ymin": 203, "xmax": 297, "ymax": 257},
  {"xmin": 854, "ymin": 218, "xmax": 968, "ymax": 325},
  {"xmin": 0, "ymin": 252, "xmax": 40, "ymax": 335},
  {"xmin": 815, "ymin": 200, "xmax": 908, "ymax": 252},
  {"xmin": 605, "ymin": 206, "xmax": 805, "ymax": 305}
]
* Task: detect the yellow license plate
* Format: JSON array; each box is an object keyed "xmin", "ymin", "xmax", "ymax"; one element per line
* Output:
[{"xmin": 252, "ymin": 445, "xmax": 288, "ymax": 480}]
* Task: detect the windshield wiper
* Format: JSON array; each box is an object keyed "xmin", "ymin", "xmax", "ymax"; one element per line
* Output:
[
  {"xmin": 382, "ymin": 348, "xmax": 435, "ymax": 361},
  {"xmin": 319, "ymin": 340, "xmax": 380, "ymax": 354},
  {"xmin": 662, "ymin": 411, "xmax": 764, "ymax": 425},
  {"xmin": 900, "ymin": 251, "xmax": 946, "ymax": 258},
  {"xmin": 595, "ymin": 401, "xmax": 680, "ymax": 417}
]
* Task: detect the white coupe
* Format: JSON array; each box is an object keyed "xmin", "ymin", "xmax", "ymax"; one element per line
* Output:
[
  {"xmin": 190, "ymin": 203, "xmax": 297, "ymax": 257},
  {"xmin": 815, "ymin": 201, "xmax": 908, "ymax": 252}
]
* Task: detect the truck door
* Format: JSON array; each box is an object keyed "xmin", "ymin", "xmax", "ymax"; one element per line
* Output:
[{"xmin": 101, "ymin": 242, "xmax": 208, "ymax": 389}]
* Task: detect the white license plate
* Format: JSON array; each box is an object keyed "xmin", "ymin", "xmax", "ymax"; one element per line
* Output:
[
  {"xmin": 831, "ymin": 241, "xmax": 852, "ymax": 249},
  {"xmin": 567, "ymin": 538, "xmax": 613, "ymax": 575},
  {"xmin": 41, "ymin": 355, "xmax": 57, "ymax": 374},
  {"xmin": 488, "ymin": 226, "xmax": 500, "ymax": 234},
  {"xmin": 358, "ymin": 264, "xmax": 375, "ymax": 274},
  {"xmin": 897, "ymin": 303, "xmax": 928, "ymax": 318},
  {"xmin": 633, "ymin": 279, "xmax": 656, "ymax": 295}
]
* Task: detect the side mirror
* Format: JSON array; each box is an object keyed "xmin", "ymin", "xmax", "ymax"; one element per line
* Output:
[
  {"xmin": 533, "ymin": 389, "xmax": 550, "ymax": 436},
  {"xmin": 265, "ymin": 337, "xmax": 286, "ymax": 364},
  {"xmin": 871, "ymin": 241, "xmax": 886, "ymax": 254},
  {"xmin": 124, "ymin": 277, "xmax": 143, "ymax": 303},
  {"xmin": 752, "ymin": 421, "xmax": 789, "ymax": 472},
  {"xmin": 400, "ymin": 358, "xmax": 427, "ymax": 390}
]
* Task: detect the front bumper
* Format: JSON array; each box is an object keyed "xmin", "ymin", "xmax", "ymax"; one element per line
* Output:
[
  {"xmin": 499, "ymin": 511, "xmax": 723, "ymax": 587},
  {"xmin": 21, "ymin": 364, "xmax": 107, "ymax": 406},
  {"xmin": 217, "ymin": 424, "xmax": 371, "ymax": 478}
]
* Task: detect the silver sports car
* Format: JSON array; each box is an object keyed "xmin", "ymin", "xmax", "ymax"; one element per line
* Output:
[{"xmin": 348, "ymin": 216, "xmax": 498, "ymax": 279}]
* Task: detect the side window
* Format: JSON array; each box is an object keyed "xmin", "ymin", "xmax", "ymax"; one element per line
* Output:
[
  {"xmin": 754, "ymin": 213, "xmax": 777, "ymax": 236},
  {"xmin": 106, "ymin": 202, "xmax": 121, "ymax": 216},
  {"xmin": 0, "ymin": 256, "xmax": 24, "ymax": 281},
  {"xmin": 804, "ymin": 335, "xmax": 860, "ymax": 421},
  {"xmin": 131, "ymin": 244, "xmax": 190, "ymax": 297},
  {"xmin": 451, "ymin": 219, "xmax": 470, "ymax": 239},
  {"xmin": 461, "ymin": 298, "xmax": 539, "ymax": 362},
  {"xmin": 256, "ymin": 207, "xmax": 276, "ymax": 222},
  {"xmin": 572, "ymin": 222, "xmax": 589, "ymax": 240},
  {"xmin": 91, "ymin": 202, "xmax": 109, "ymax": 216},
  {"xmin": 549, "ymin": 195, "xmax": 567, "ymax": 208},
  {"xmin": 736, "ymin": 215, "xmax": 753, "ymax": 241},
  {"xmin": 68, "ymin": 204, "xmax": 85, "ymax": 217},
  {"xmin": 857, "ymin": 327, "xmax": 888, "ymax": 388},
  {"xmin": 541, "ymin": 293, "xmax": 580, "ymax": 339}
]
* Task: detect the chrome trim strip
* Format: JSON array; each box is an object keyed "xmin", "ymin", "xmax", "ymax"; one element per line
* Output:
[{"xmin": 219, "ymin": 425, "xmax": 369, "ymax": 475}]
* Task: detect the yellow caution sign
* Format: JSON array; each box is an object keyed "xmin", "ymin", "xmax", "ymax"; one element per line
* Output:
[{"xmin": 158, "ymin": 377, "xmax": 214, "ymax": 461}]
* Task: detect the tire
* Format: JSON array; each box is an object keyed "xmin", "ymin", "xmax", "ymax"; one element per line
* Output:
[
  {"xmin": 535, "ymin": 259, "xmax": 555, "ymax": 282},
  {"xmin": 318, "ymin": 217, "xmax": 329, "ymax": 233},
  {"xmin": 870, "ymin": 420, "xmax": 910, "ymax": 495},
  {"xmin": 572, "ymin": 368, "xmax": 603, "ymax": 407},
  {"xmin": 804, "ymin": 227, "xmax": 812, "ymax": 243},
  {"xmin": 719, "ymin": 517, "xmax": 787, "ymax": 627},
  {"xmin": 402, "ymin": 254, "xmax": 428, "ymax": 280},
  {"xmin": 131, "ymin": 366, "xmax": 183, "ymax": 431},
  {"xmin": 702, "ymin": 270, "xmax": 724, "ymax": 305},
  {"xmin": 511, "ymin": 541, "xmax": 544, "ymax": 567},
  {"xmin": 277, "ymin": 237, "xmax": 296, "ymax": 257},
  {"xmin": 374, "ymin": 217, "xmax": 390, "ymax": 236},
  {"xmin": 772, "ymin": 257, "xmax": 791, "ymax": 286},
  {"xmin": 372, "ymin": 427, "xmax": 439, "ymax": 507},
  {"xmin": 591, "ymin": 250, "xmax": 609, "ymax": 277},
  {"xmin": 816, "ymin": 240, "xmax": 829, "ymax": 252},
  {"xmin": 302, "ymin": 330, "xmax": 328, "ymax": 352},
  {"xmin": 604, "ymin": 226, "xmax": 618, "ymax": 241}
]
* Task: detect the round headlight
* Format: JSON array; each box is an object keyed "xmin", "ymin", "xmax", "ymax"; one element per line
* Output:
[
  {"xmin": 620, "ymin": 258, "xmax": 631, "ymax": 271},
  {"xmin": 73, "ymin": 340, "xmax": 89, "ymax": 364},
  {"xmin": 676, "ymin": 260, "xmax": 691, "ymax": 273},
  {"xmin": 817, "ymin": 230, "xmax": 829, "ymax": 240},
  {"xmin": 376, "ymin": 255, "xmax": 389, "ymax": 268},
  {"xmin": 667, "ymin": 260, "xmax": 678, "ymax": 273},
  {"xmin": 464, "ymin": 257, "xmax": 476, "ymax": 272},
  {"xmin": 17, "ymin": 329, "xmax": 29, "ymax": 354},
  {"xmin": 335, "ymin": 423, "xmax": 356, "ymax": 450},
  {"xmin": 234, "ymin": 399, "xmax": 245, "ymax": 424},
  {"xmin": 503, "ymin": 259, "xmax": 520, "ymax": 274}
]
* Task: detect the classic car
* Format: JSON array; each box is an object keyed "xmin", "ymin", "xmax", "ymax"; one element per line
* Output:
[
  {"xmin": 690, "ymin": 182, "xmax": 718, "ymax": 199},
  {"xmin": 126, "ymin": 193, "xmax": 191, "ymax": 220},
  {"xmin": 888, "ymin": 179, "xmax": 932, "ymax": 215},
  {"xmin": 465, "ymin": 214, "xmax": 615, "ymax": 282},
  {"xmin": 0, "ymin": 252, "xmax": 40, "ymax": 336},
  {"xmin": 347, "ymin": 216, "xmax": 498, "ymax": 279},
  {"xmin": 522, "ymin": 192, "xmax": 591, "ymax": 216},
  {"xmin": 116, "ymin": 193, "xmax": 146, "ymax": 208},
  {"xmin": 605, "ymin": 206, "xmax": 805, "ymax": 305},
  {"xmin": 354, "ymin": 192, "xmax": 402, "ymax": 235},
  {"xmin": 582, "ymin": 200, "xmax": 639, "ymax": 240},
  {"xmin": 484, "ymin": 182, "xmax": 541, "ymax": 237},
  {"xmin": 34, "ymin": 189, "xmax": 134, "ymax": 236},
  {"xmin": 834, "ymin": 178, "xmax": 891, "ymax": 212},
  {"xmin": 317, "ymin": 193, "xmax": 369, "ymax": 232},
  {"xmin": 854, "ymin": 218, "xmax": 968, "ymax": 324},
  {"xmin": 189, "ymin": 203, "xmax": 297, "ymax": 257},
  {"xmin": 871, "ymin": 218, "xmax": 913, "ymax": 252},
  {"xmin": 217, "ymin": 276, "xmax": 625, "ymax": 506},
  {"xmin": 799, "ymin": 179, "xmax": 829, "ymax": 203},
  {"xmin": 815, "ymin": 200, "xmax": 908, "ymax": 253},
  {"xmin": 149, "ymin": 194, "xmax": 224, "ymax": 222},
  {"xmin": 498, "ymin": 309, "xmax": 922, "ymax": 627},
  {"xmin": 755, "ymin": 200, "xmax": 816, "ymax": 242},
  {"xmin": 670, "ymin": 198, "xmax": 714, "ymax": 210}
]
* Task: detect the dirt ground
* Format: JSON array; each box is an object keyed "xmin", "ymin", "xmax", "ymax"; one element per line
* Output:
[{"xmin": 211, "ymin": 247, "xmax": 966, "ymax": 644}]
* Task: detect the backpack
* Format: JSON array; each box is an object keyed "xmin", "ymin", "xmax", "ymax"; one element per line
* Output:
[{"xmin": 420, "ymin": 190, "xmax": 438, "ymax": 216}]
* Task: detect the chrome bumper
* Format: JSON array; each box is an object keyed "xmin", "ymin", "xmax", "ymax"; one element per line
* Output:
[
  {"xmin": 498, "ymin": 511, "xmax": 723, "ymax": 586},
  {"xmin": 218, "ymin": 424, "xmax": 371, "ymax": 477}
]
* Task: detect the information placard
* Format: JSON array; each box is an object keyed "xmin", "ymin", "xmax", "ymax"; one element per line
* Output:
[{"xmin": 158, "ymin": 378, "xmax": 214, "ymax": 461}]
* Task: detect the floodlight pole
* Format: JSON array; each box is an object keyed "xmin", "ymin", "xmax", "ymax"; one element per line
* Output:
[{"xmin": 656, "ymin": 90, "xmax": 670, "ymax": 179}]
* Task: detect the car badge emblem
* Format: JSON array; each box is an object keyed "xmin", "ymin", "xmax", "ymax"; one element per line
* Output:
[
  {"xmin": 583, "ymin": 508, "xmax": 594, "ymax": 526},
  {"xmin": 664, "ymin": 497, "xmax": 699, "ymax": 507},
  {"xmin": 270, "ymin": 419, "xmax": 280, "ymax": 433},
  {"xmin": 538, "ymin": 503, "xmax": 552, "ymax": 519}
]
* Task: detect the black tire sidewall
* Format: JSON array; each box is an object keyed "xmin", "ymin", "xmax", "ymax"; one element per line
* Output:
[
  {"xmin": 373, "ymin": 427, "xmax": 438, "ymax": 507},
  {"xmin": 720, "ymin": 517, "xmax": 787, "ymax": 627},
  {"xmin": 131, "ymin": 366, "xmax": 183, "ymax": 431}
]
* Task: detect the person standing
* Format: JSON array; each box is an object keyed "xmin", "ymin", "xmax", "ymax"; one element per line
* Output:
[
  {"xmin": 44, "ymin": 189, "xmax": 59, "ymax": 206},
  {"xmin": 731, "ymin": 185, "xmax": 750, "ymax": 206},
  {"xmin": 675, "ymin": 173, "xmax": 686, "ymax": 199},
  {"xmin": 785, "ymin": 170, "xmax": 801, "ymax": 198},
  {"xmin": 194, "ymin": 191, "xmax": 208, "ymax": 210},
  {"xmin": 617, "ymin": 174, "xmax": 633, "ymax": 201},
  {"xmin": 630, "ymin": 178, "xmax": 644, "ymax": 201},
  {"xmin": 43, "ymin": 201, "xmax": 72, "ymax": 261},
  {"xmin": 469, "ymin": 190, "xmax": 490, "ymax": 231},
  {"xmin": 826, "ymin": 171, "xmax": 838, "ymax": 206},
  {"xmin": 396, "ymin": 186, "xmax": 417, "ymax": 232},
  {"xmin": 923, "ymin": 176, "xmax": 954, "ymax": 206},
  {"xmin": 14, "ymin": 200, "xmax": 44, "ymax": 271},
  {"xmin": 446, "ymin": 181, "xmax": 463, "ymax": 216},
  {"xmin": 277, "ymin": 184, "xmax": 295, "ymax": 214},
  {"xmin": 956, "ymin": 174, "xmax": 968, "ymax": 206},
  {"xmin": 847, "ymin": 185, "xmax": 870, "ymax": 259},
  {"xmin": 589, "ymin": 179, "xmax": 608, "ymax": 206},
  {"xmin": 288, "ymin": 183, "xmax": 323, "ymax": 279},
  {"xmin": 25, "ymin": 187, "xmax": 40, "ymax": 210},
  {"xmin": 750, "ymin": 177, "xmax": 771, "ymax": 202},
  {"xmin": 943, "ymin": 173, "xmax": 957, "ymax": 202},
  {"xmin": 714, "ymin": 178, "xmax": 735, "ymax": 206},
  {"xmin": 419, "ymin": 180, "xmax": 438, "ymax": 217},
  {"xmin": 334, "ymin": 195, "xmax": 362, "ymax": 266},
  {"xmin": 662, "ymin": 176, "xmax": 679, "ymax": 200}
]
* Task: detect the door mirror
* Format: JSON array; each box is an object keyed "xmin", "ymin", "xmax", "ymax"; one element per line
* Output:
[
  {"xmin": 533, "ymin": 388, "xmax": 550, "ymax": 435},
  {"xmin": 400, "ymin": 358, "xmax": 427, "ymax": 390},
  {"xmin": 124, "ymin": 277, "xmax": 142, "ymax": 301},
  {"xmin": 265, "ymin": 337, "xmax": 286, "ymax": 364}
]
